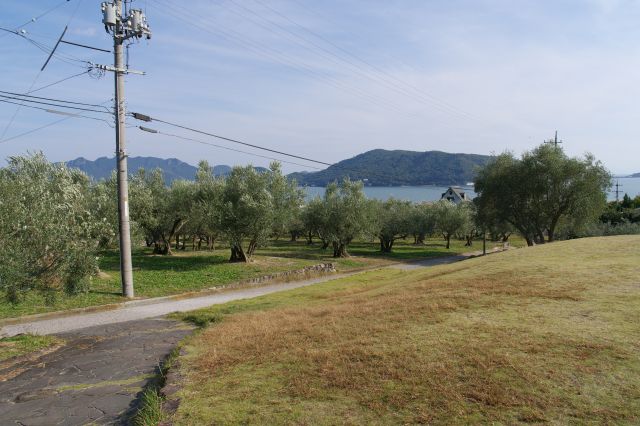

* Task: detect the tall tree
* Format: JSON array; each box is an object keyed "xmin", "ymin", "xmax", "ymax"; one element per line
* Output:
[
  {"xmin": 375, "ymin": 198, "xmax": 412, "ymax": 252},
  {"xmin": 409, "ymin": 202, "xmax": 437, "ymax": 244},
  {"xmin": 474, "ymin": 145, "xmax": 611, "ymax": 245},
  {"xmin": 434, "ymin": 200, "xmax": 472, "ymax": 249},
  {"xmin": 322, "ymin": 178, "xmax": 374, "ymax": 257},
  {"xmin": 219, "ymin": 165, "xmax": 274, "ymax": 262}
]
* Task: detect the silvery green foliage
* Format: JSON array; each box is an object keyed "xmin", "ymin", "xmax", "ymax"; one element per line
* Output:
[
  {"xmin": 0, "ymin": 153, "xmax": 100, "ymax": 302},
  {"xmin": 220, "ymin": 164, "xmax": 275, "ymax": 262},
  {"xmin": 321, "ymin": 178, "xmax": 375, "ymax": 257},
  {"xmin": 434, "ymin": 200, "xmax": 473, "ymax": 249}
]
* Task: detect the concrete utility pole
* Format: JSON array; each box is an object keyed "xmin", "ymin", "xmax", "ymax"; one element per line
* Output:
[
  {"xmin": 614, "ymin": 180, "xmax": 623, "ymax": 203},
  {"xmin": 101, "ymin": 1, "xmax": 151, "ymax": 298},
  {"xmin": 544, "ymin": 130, "xmax": 563, "ymax": 148}
]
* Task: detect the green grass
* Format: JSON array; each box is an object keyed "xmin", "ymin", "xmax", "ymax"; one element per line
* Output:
[
  {"xmin": 0, "ymin": 334, "xmax": 62, "ymax": 361},
  {"xmin": 168, "ymin": 235, "xmax": 640, "ymax": 424},
  {"xmin": 0, "ymin": 236, "xmax": 514, "ymax": 320}
]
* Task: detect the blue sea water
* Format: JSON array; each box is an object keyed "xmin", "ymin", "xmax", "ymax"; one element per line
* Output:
[{"xmin": 301, "ymin": 177, "xmax": 640, "ymax": 203}]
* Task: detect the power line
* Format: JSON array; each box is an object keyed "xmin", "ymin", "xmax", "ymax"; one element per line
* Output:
[
  {"xmin": 0, "ymin": 94, "xmax": 112, "ymax": 115},
  {"xmin": 130, "ymin": 112, "xmax": 333, "ymax": 167},
  {"xmin": 139, "ymin": 127, "xmax": 323, "ymax": 170},
  {"xmin": 149, "ymin": 0, "xmax": 418, "ymax": 118},
  {"xmin": 27, "ymin": 70, "xmax": 91, "ymax": 94},
  {"xmin": 0, "ymin": 99, "xmax": 112, "ymax": 144},
  {"xmin": 235, "ymin": 0, "xmax": 476, "ymax": 122},
  {"xmin": 0, "ymin": 90, "xmax": 112, "ymax": 111},
  {"xmin": 0, "ymin": 0, "xmax": 71, "ymax": 40}
]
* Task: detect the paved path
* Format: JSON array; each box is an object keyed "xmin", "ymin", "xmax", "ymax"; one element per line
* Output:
[
  {"xmin": 0, "ymin": 252, "xmax": 481, "ymax": 425},
  {"xmin": 0, "ymin": 318, "xmax": 194, "ymax": 426},
  {"xmin": 2, "ymin": 252, "xmax": 477, "ymax": 338}
]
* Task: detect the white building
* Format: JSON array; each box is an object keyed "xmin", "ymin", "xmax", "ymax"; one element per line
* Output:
[{"xmin": 441, "ymin": 187, "xmax": 470, "ymax": 204}]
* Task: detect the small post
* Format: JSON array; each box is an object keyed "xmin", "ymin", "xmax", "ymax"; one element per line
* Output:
[{"xmin": 482, "ymin": 230, "xmax": 486, "ymax": 256}]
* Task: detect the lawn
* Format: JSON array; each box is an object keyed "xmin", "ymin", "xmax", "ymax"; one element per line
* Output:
[
  {"xmin": 168, "ymin": 235, "xmax": 640, "ymax": 424},
  {"xmin": 0, "ymin": 236, "xmax": 506, "ymax": 320}
]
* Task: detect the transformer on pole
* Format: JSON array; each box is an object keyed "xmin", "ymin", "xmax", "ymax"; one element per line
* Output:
[{"xmin": 100, "ymin": 0, "xmax": 151, "ymax": 298}]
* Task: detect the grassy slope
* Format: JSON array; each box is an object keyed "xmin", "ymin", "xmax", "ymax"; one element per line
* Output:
[
  {"xmin": 0, "ymin": 237, "xmax": 504, "ymax": 319},
  {"xmin": 171, "ymin": 236, "xmax": 640, "ymax": 424}
]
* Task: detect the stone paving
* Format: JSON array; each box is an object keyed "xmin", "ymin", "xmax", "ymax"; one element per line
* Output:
[{"xmin": 0, "ymin": 318, "xmax": 194, "ymax": 425}]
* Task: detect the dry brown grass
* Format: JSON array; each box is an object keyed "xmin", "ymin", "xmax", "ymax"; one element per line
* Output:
[{"xmin": 172, "ymin": 236, "xmax": 640, "ymax": 424}]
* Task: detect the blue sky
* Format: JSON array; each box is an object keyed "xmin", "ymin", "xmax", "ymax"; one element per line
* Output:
[{"xmin": 1, "ymin": 0, "xmax": 639, "ymax": 174}]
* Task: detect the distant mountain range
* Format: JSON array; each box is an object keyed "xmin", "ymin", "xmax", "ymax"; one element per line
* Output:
[
  {"xmin": 289, "ymin": 149, "xmax": 492, "ymax": 186},
  {"xmin": 631, "ymin": 172, "xmax": 640, "ymax": 178},
  {"xmin": 66, "ymin": 149, "xmax": 493, "ymax": 186},
  {"xmin": 65, "ymin": 157, "xmax": 263, "ymax": 184}
]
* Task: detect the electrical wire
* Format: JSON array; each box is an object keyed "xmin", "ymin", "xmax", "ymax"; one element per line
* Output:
[
  {"xmin": 0, "ymin": 99, "xmax": 114, "ymax": 144},
  {"xmin": 228, "ymin": 0, "xmax": 473, "ymax": 123},
  {"xmin": 129, "ymin": 112, "xmax": 332, "ymax": 167},
  {"xmin": 249, "ymin": 0, "xmax": 478, "ymax": 121},
  {"xmin": 27, "ymin": 70, "xmax": 91, "ymax": 94},
  {"xmin": 149, "ymin": 0, "xmax": 418, "ymax": 118},
  {"xmin": 147, "ymin": 129, "xmax": 323, "ymax": 170},
  {"xmin": 0, "ymin": 99, "xmax": 113, "ymax": 145},
  {"xmin": 0, "ymin": 94, "xmax": 112, "ymax": 115},
  {"xmin": 0, "ymin": 0, "xmax": 71, "ymax": 39},
  {"xmin": 0, "ymin": 90, "xmax": 112, "ymax": 111}
]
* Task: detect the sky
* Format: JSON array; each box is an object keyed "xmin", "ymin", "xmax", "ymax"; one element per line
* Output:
[{"xmin": 1, "ymin": 0, "xmax": 639, "ymax": 175}]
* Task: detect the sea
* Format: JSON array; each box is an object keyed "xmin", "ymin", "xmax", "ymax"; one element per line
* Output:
[{"xmin": 301, "ymin": 177, "xmax": 640, "ymax": 203}]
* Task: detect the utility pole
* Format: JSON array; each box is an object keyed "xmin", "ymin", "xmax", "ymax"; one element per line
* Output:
[
  {"xmin": 614, "ymin": 180, "xmax": 623, "ymax": 203},
  {"xmin": 101, "ymin": 1, "xmax": 151, "ymax": 298},
  {"xmin": 544, "ymin": 130, "xmax": 563, "ymax": 148}
]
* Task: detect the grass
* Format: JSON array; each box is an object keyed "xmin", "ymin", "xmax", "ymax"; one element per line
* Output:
[
  {"xmin": 0, "ymin": 236, "xmax": 510, "ymax": 320},
  {"xmin": 0, "ymin": 334, "xmax": 62, "ymax": 362},
  {"xmin": 168, "ymin": 235, "xmax": 640, "ymax": 424}
]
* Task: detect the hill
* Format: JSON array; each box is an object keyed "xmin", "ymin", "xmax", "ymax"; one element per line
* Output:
[
  {"xmin": 170, "ymin": 235, "xmax": 640, "ymax": 424},
  {"xmin": 65, "ymin": 157, "xmax": 262, "ymax": 184},
  {"xmin": 289, "ymin": 149, "xmax": 492, "ymax": 186},
  {"xmin": 632, "ymin": 172, "xmax": 640, "ymax": 178}
]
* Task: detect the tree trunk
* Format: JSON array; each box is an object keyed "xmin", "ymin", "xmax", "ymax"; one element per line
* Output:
[
  {"xmin": 306, "ymin": 231, "xmax": 313, "ymax": 245},
  {"xmin": 379, "ymin": 237, "xmax": 393, "ymax": 253},
  {"xmin": 333, "ymin": 242, "xmax": 349, "ymax": 258},
  {"xmin": 290, "ymin": 232, "xmax": 297, "ymax": 242},
  {"xmin": 465, "ymin": 235, "xmax": 473, "ymax": 246},
  {"xmin": 445, "ymin": 234, "xmax": 451, "ymax": 249},
  {"xmin": 321, "ymin": 240, "xmax": 329, "ymax": 250},
  {"xmin": 175, "ymin": 234, "xmax": 180, "ymax": 250},
  {"xmin": 229, "ymin": 243, "xmax": 248, "ymax": 263},
  {"xmin": 192, "ymin": 235, "xmax": 197, "ymax": 251}
]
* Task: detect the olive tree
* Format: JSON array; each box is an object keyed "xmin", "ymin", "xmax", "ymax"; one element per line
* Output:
[
  {"xmin": 302, "ymin": 197, "xmax": 330, "ymax": 247},
  {"xmin": 409, "ymin": 202, "xmax": 437, "ymax": 244},
  {"xmin": 434, "ymin": 200, "xmax": 472, "ymax": 249},
  {"xmin": 475, "ymin": 144, "xmax": 611, "ymax": 245},
  {"xmin": 322, "ymin": 178, "xmax": 374, "ymax": 257},
  {"xmin": 0, "ymin": 153, "xmax": 101, "ymax": 302},
  {"xmin": 189, "ymin": 160, "xmax": 224, "ymax": 250},
  {"xmin": 219, "ymin": 164, "xmax": 274, "ymax": 262},
  {"xmin": 129, "ymin": 169, "xmax": 193, "ymax": 255},
  {"xmin": 268, "ymin": 162, "xmax": 304, "ymax": 240},
  {"xmin": 374, "ymin": 198, "xmax": 412, "ymax": 252}
]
